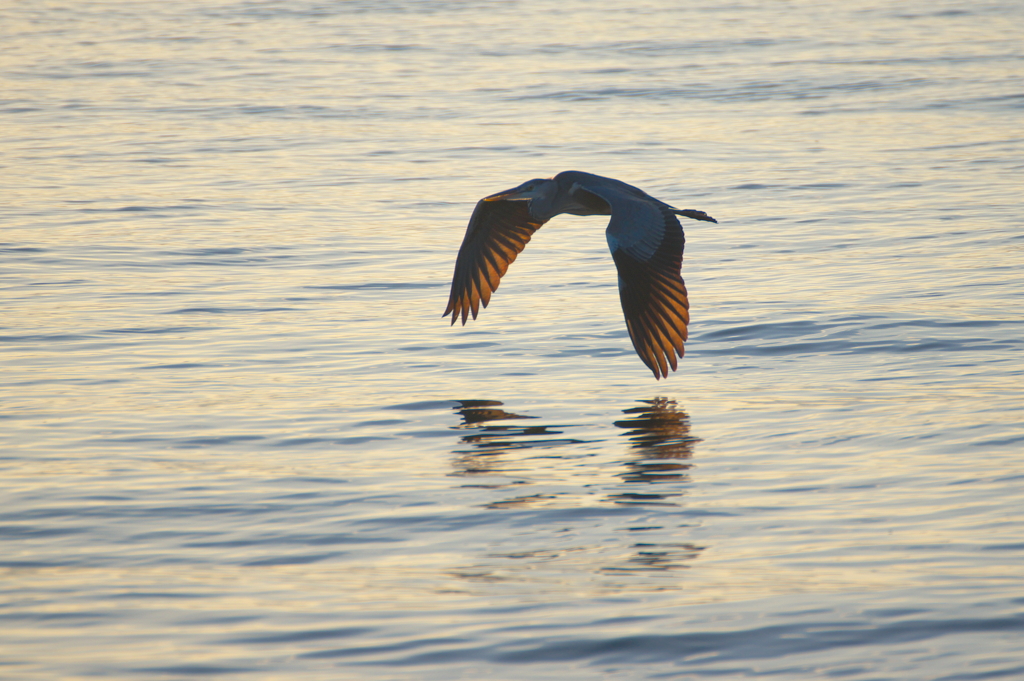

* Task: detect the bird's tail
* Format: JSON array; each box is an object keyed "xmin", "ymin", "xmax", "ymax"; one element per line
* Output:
[{"xmin": 673, "ymin": 209, "xmax": 717, "ymax": 223}]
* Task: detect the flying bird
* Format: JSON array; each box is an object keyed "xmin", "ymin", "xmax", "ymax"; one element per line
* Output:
[{"xmin": 443, "ymin": 171, "xmax": 716, "ymax": 379}]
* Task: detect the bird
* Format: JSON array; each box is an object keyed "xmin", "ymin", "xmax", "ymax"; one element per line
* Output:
[{"xmin": 443, "ymin": 171, "xmax": 716, "ymax": 379}]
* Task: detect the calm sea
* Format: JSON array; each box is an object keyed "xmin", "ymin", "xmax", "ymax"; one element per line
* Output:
[{"xmin": 2, "ymin": 1, "xmax": 1023, "ymax": 679}]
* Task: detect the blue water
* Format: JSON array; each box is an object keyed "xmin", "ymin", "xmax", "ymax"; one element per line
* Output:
[{"xmin": 2, "ymin": 1, "xmax": 1023, "ymax": 678}]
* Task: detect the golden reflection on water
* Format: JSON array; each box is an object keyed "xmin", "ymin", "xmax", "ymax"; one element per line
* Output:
[
  {"xmin": 614, "ymin": 397, "xmax": 698, "ymax": 485},
  {"xmin": 4, "ymin": 0, "xmax": 1023, "ymax": 675},
  {"xmin": 449, "ymin": 398, "xmax": 699, "ymax": 484},
  {"xmin": 449, "ymin": 398, "xmax": 703, "ymax": 538},
  {"xmin": 449, "ymin": 399, "xmax": 583, "ymax": 477}
]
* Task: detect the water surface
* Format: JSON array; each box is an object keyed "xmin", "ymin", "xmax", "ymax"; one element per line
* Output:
[{"xmin": 2, "ymin": 1, "xmax": 1023, "ymax": 679}]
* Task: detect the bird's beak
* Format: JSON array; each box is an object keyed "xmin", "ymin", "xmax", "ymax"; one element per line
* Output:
[{"xmin": 483, "ymin": 185, "xmax": 536, "ymax": 202}]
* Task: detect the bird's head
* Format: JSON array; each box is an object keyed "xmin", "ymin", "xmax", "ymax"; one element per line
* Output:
[{"xmin": 483, "ymin": 178, "xmax": 553, "ymax": 203}]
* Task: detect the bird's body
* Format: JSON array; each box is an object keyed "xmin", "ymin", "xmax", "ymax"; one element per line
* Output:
[{"xmin": 443, "ymin": 171, "xmax": 716, "ymax": 379}]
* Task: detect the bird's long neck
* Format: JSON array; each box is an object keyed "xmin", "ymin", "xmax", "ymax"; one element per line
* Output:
[{"xmin": 526, "ymin": 177, "xmax": 612, "ymax": 221}]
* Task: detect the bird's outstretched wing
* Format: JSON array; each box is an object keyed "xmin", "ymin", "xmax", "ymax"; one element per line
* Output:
[
  {"xmin": 574, "ymin": 182, "xmax": 694, "ymax": 379},
  {"xmin": 609, "ymin": 207, "xmax": 689, "ymax": 379},
  {"xmin": 444, "ymin": 199, "xmax": 547, "ymax": 325}
]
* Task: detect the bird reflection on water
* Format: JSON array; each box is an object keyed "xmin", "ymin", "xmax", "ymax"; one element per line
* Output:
[
  {"xmin": 447, "ymin": 398, "xmax": 705, "ymax": 572},
  {"xmin": 448, "ymin": 399, "xmax": 585, "ymax": 478},
  {"xmin": 608, "ymin": 398, "xmax": 704, "ymax": 570},
  {"xmin": 614, "ymin": 398, "xmax": 699, "ymax": 485},
  {"xmin": 452, "ymin": 399, "xmax": 536, "ymax": 427},
  {"xmin": 448, "ymin": 398, "xmax": 698, "ymax": 489},
  {"xmin": 452, "ymin": 400, "xmax": 585, "ymax": 450}
]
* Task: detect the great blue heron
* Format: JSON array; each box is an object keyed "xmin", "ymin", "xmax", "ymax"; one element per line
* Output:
[{"xmin": 443, "ymin": 171, "xmax": 716, "ymax": 379}]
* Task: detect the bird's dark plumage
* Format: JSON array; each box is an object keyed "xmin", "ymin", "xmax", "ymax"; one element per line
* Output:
[
  {"xmin": 443, "ymin": 199, "xmax": 546, "ymax": 325},
  {"xmin": 443, "ymin": 171, "xmax": 716, "ymax": 379},
  {"xmin": 610, "ymin": 207, "xmax": 690, "ymax": 379}
]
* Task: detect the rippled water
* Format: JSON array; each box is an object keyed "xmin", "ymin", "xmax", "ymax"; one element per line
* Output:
[{"xmin": 3, "ymin": 1, "xmax": 1023, "ymax": 679}]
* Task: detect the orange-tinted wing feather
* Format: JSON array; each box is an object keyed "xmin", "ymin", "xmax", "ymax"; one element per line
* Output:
[
  {"xmin": 610, "ymin": 209, "xmax": 689, "ymax": 379},
  {"xmin": 444, "ymin": 199, "xmax": 547, "ymax": 325}
]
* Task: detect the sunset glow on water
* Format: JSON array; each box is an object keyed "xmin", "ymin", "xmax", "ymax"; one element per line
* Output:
[{"xmin": 3, "ymin": 1, "xmax": 1023, "ymax": 678}]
